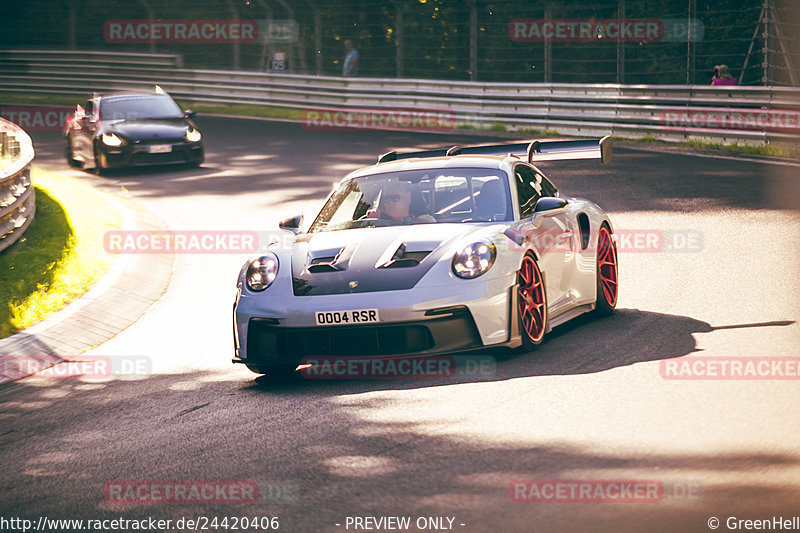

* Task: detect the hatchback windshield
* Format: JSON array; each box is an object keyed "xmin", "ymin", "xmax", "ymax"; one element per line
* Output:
[
  {"xmin": 309, "ymin": 168, "xmax": 513, "ymax": 233},
  {"xmin": 100, "ymin": 94, "xmax": 183, "ymax": 120}
]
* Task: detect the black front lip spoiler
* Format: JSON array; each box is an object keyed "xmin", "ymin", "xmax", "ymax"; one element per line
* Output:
[
  {"xmin": 234, "ymin": 306, "xmax": 495, "ymax": 365},
  {"xmin": 231, "ymin": 342, "xmax": 503, "ymax": 366}
]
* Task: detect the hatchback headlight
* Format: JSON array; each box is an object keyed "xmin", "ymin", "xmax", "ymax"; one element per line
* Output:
[
  {"xmin": 452, "ymin": 240, "xmax": 496, "ymax": 279},
  {"xmin": 101, "ymin": 133, "xmax": 124, "ymax": 146},
  {"xmin": 185, "ymin": 128, "xmax": 202, "ymax": 142},
  {"xmin": 246, "ymin": 254, "xmax": 279, "ymax": 291}
]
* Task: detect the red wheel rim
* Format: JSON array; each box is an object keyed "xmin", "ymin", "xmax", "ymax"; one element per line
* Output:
[
  {"xmin": 518, "ymin": 255, "xmax": 546, "ymax": 343},
  {"xmin": 598, "ymin": 226, "xmax": 618, "ymax": 307}
]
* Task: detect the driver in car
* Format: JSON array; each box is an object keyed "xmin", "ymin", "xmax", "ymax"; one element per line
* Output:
[{"xmin": 369, "ymin": 182, "xmax": 435, "ymax": 224}]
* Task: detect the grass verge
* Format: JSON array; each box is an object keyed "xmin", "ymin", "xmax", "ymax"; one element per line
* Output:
[
  {"xmin": 0, "ymin": 168, "xmax": 121, "ymax": 339},
  {"xmin": 676, "ymin": 139, "xmax": 800, "ymax": 158},
  {"xmin": 622, "ymin": 135, "xmax": 800, "ymax": 158},
  {"xmin": 175, "ymin": 100, "xmax": 303, "ymax": 121}
]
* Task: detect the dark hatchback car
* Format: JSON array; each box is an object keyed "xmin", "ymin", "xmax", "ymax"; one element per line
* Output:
[{"xmin": 64, "ymin": 89, "xmax": 203, "ymax": 173}]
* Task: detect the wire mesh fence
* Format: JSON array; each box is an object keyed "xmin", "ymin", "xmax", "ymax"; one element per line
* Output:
[{"xmin": 1, "ymin": 0, "xmax": 798, "ymax": 86}]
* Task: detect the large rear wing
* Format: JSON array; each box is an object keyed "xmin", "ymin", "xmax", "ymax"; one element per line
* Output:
[{"xmin": 378, "ymin": 135, "xmax": 612, "ymax": 165}]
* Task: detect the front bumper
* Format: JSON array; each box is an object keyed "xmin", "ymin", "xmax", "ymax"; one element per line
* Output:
[
  {"xmin": 233, "ymin": 273, "xmax": 516, "ymax": 365},
  {"xmin": 96, "ymin": 140, "xmax": 204, "ymax": 168},
  {"xmin": 236, "ymin": 307, "xmax": 483, "ymax": 368}
]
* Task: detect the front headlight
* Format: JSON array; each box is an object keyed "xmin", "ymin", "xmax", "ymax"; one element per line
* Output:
[
  {"xmin": 101, "ymin": 133, "xmax": 124, "ymax": 146},
  {"xmin": 452, "ymin": 240, "xmax": 496, "ymax": 279},
  {"xmin": 246, "ymin": 254, "xmax": 279, "ymax": 291},
  {"xmin": 185, "ymin": 128, "xmax": 202, "ymax": 142}
]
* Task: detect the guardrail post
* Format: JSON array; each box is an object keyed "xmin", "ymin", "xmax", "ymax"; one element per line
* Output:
[
  {"xmin": 134, "ymin": 0, "xmax": 156, "ymax": 54},
  {"xmin": 617, "ymin": 0, "xmax": 625, "ymax": 84},
  {"xmin": 391, "ymin": 0, "xmax": 404, "ymax": 78},
  {"xmin": 468, "ymin": 0, "xmax": 478, "ymax": 81},
  {"xmin": 687, "ymin": 0, "xmax": 696, "ymax": 84},
  {"xmin": 225, "ymin": 0, "xmax": 241, "ymax": 71},
  {"xmin": 254, "ymin": 0, "xmax": 274, "ymax": 72},
  {"xmin": 67, "ymin": 2, "xmax": 77, "ymax": 50},
  {"xmin": 544, "ymin": 5, "xmax": 552, "ymax": 83},
  {"xmin": 274, "ymin": 0, "xmax": 296, "ymax": 73},
  {"xmin": 305, "ymin": 0, "xmax": 323, "ymax": 75}
]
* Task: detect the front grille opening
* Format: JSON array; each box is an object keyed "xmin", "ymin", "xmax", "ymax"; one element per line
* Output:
[{"xmin": 283, "ymin": 325, "xmax": 433, "ymax": 356}]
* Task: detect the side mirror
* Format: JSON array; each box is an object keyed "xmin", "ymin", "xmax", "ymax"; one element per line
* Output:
[
  {"xmin": 184, "ymin": 110, "xmax": 197, "ymax": 119},
  {"xmin": 533, "ymin": 197, "xmax": 568, "ymax": 214},
  {"xmin": 279, "ymin": 214, "xmax": 303, "ymax": 234},
  {"xmin": 530, "ymin": 197, "xmax": 568, "ymax": 228}
]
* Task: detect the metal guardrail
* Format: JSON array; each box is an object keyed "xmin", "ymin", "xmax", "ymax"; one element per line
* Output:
[
  {"xmin": 1, "ymin": 50, "xmax": 799, "ymax": 145},
  {"xmin": 0, "ymin": 118, "xmax": 35, "ymax": 254}
]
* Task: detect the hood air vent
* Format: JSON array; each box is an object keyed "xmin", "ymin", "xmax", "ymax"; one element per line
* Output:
[{"xmin": 376, "ymin": 243, "xmax": 432, "ymax": 269}]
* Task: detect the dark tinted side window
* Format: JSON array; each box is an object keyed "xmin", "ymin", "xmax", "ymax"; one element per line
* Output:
[
  {"xmin": 538, "ymin": 170, "xmax": 558, "ymax": 198},
  {"xmin": 515, "ymin": 165, "xmax": 557, "ymax": 218}
]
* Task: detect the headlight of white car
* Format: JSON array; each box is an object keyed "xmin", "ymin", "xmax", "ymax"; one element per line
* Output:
[
  {"xmin": 452, "ymin": 240, "xmax": 496, "ymax": 279},
  {"xmin": 246, "ymin": 254, "xmax": 279, "ymax": 291},
  {"xmin": 101, "ymin": 133, "xmax": 124, "ymax": 146},
  {"xmin": 185, "ymin": 128, "xmax": 202, "ymax": 142}
]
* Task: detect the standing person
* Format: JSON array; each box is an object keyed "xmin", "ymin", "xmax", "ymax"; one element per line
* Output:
[
  {"xmin": 711, "ymin": 64, "xmax": 737, "ymax": 86},
  {"xmin": 342, "ymin": 39, "xmax": 359, "ymax": 77}
]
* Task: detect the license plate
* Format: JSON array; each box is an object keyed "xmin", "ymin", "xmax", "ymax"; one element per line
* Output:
[
  {"xmin": 315, "ymin": 309, "xmax": 379, "ymax": 326},
  {"xmin": 148, "ymin": 144, "xmax": 172, "ymax": 153}
]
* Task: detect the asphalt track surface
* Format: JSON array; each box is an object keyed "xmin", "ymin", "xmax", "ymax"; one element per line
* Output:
[{"xmin": 1, "ymin": 116, "xmax": 799, "ymax": 532}]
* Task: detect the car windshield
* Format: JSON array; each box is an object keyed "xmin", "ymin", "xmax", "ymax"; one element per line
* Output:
[
  {"xmin": 99, "ymin": 95, "xmax": 183, "ymax": 120},
  {"xmin": 308, "ymin": 168, "xmax": 513, "ymax": 233}
]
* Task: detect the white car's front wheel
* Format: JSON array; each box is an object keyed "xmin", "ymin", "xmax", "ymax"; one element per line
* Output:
[{"xmin": 517, "ymin": 253, "xmax": 548, "ymax": 350}]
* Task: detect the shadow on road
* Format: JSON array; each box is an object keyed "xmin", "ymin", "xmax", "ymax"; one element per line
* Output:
[
  {"xmin": 242, "ymin": 309, "xmax": 794, "ymax": 394},
  {"xmin": 0, "ymin": 308, "xmax": 798, "ymax": 531}
]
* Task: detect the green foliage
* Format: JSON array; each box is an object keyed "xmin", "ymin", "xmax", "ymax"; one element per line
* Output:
[
  {"xmin": 0, "ymin": 170, "xmax": 120, "ymax": 338},
  {"xmin": 0, "ymin": 0, "xmax": 772, "ymax": 83}
]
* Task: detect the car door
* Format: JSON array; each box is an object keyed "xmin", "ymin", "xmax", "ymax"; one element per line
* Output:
[{"xmin": 514, "ymin": 164, "xmax": 571, "ymax": 309}]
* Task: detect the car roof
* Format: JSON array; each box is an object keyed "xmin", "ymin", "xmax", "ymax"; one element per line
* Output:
[{"xmin": 96, "ymin": 92, "xmax": 172, "ymax": 100}]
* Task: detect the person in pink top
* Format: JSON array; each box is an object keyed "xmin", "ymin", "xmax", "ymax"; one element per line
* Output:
[{"xmin": 712, "ymin": 64, "xmax": 738, "ymax": 85}]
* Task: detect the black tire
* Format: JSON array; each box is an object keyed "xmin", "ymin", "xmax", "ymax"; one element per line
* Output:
[
  {"xmin": 93, "ymin": 145, "xmax": 105, "ymax": 175},
  {"xmin": 64, "ymin": 135, "xmax": 79, "ymax": 167},
  {"xmin": 517, "ymin": 253, "xmax": 548, "ymax": 350},
  {"xmin": 593, "ymin": 223, "xmax": 618, "ymax": 317}
]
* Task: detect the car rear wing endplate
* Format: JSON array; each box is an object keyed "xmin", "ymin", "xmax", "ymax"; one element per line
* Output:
[{"xmin": 378, "ymin": 136, "xmax": 612, "ymax": 165}]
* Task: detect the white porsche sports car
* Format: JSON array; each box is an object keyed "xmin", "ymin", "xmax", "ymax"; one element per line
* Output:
[{"xmin": 233, "ymin": 138, "xmax": 618, "ymax": 378}]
